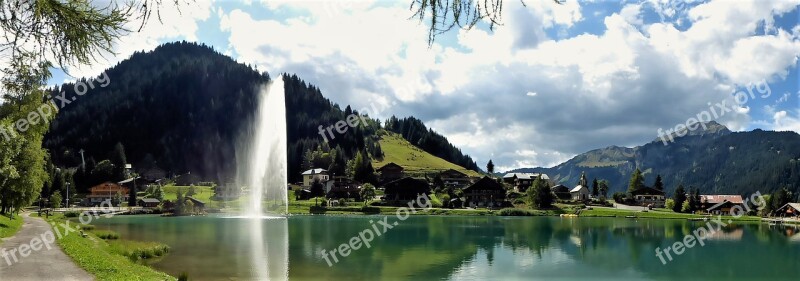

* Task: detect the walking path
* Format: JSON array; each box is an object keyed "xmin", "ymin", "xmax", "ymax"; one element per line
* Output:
[{"xmin": 0, "ymin": 213, "xmax": 93, "ymax": 281}]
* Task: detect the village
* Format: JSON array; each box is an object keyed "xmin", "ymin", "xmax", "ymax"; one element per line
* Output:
[{"xmin": 67, "ymin": 160, "xmax": 800, "ymax": 223}]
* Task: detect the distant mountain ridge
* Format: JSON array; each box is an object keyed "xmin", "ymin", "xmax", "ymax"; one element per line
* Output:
[{"xmin": 508, "ymin": 122, "xmax": 800, "ymax": 196}]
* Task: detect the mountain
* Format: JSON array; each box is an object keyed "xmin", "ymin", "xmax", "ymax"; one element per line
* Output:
[
  {"xmin": 43, "ymin": 41, "xmax": 478, "ymax": 188},
  {"xmin": 508, "ymin": 122, "xmax": 800, "ymax": 196}
]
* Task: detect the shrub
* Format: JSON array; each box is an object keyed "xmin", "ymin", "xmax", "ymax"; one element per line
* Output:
[
  {"xmin": 665, "ymin": 199, "xmax": 676, "ymax": 210},
  {"xmin": 93, "ymin": 230, "xmax": 120, "ymax": 240},
  {"xmin": 309, "ymin": 205, "xmax": 327, "ymax": 214},
  {"xmin": 64, "ymin": 211, "xmax": 81, "ymax": 218},
  {"xmin": 513, "ymin": 198, "xmax": 526, "ymax": 205},
  {"xmin": 612, "ymin": 192, "xmax": 626, "ymax": 203},
  {"xmin": 498, "ymin": 208, "xmax": 538, "ymax": 216},
  {"xmin": 81, "ymin": 225, "xmax": 96, "ymax": 231},
  {"xmin": 360, "ymin": 206, "xmax": 381, "ymax": 214},
  {"xmin": 430, "ymin": 195, "xmax": 443, "ymax": 208}
]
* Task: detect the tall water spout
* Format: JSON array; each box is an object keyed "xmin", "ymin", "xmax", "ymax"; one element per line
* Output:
[{"xmin": 239, "ymin": 76, "xmax": 288, "ymax": 216}]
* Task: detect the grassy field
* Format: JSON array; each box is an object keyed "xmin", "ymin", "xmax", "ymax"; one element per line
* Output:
[
  {"xmin": 43, "ymin": 214, "xmax": 176, "ymax": 281},
  {"xmin": 0, "ymin": 214, "xmax": 23, "ymax": 238},
  {"xmin": 161, "ymin": 184, "xmax": 245, "ymax": 210},
  {"xmin": 373, "ymin": 133, "xmax": 481, "ymax": 177},
  {"xmin": 580, "ymin": 207, "xmax": 762, "ymax": 222}
]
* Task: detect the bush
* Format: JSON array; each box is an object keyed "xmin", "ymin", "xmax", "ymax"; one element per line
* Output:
[
  {"xmin": 513, "ymin": 198, "xmax": 526, "ymax": 205},
  {"xmin": 93, "ymin": 230, "xmax": 120, "ymax": 240},
  {"xmin": 665, "ymin": 199, "xmax": 675, "ymax": 210},
  {"xmin": 81, "ymin": 225, "xmax": 96, "ymax": 231},
  {"xmin": 612, "ymin": 192, "xmax": 626, "ymax": 203},
  {"xmin": 64, "ymin": 211, "xmax": 81, "ymax": 218},
  {"xmin": 360, "ymin": 206, "xmax": 381, "ymax": 214},
  {"xmin": 309, "ymin": 205, "xmax": 327, "ymax": 214},
  {"xmin": 430, "ymin": 195, "xmax": 443, "ymax": 208},
  {"xmin": 498, "ymin": 208, "xmax": 538, "ymax": 216}
]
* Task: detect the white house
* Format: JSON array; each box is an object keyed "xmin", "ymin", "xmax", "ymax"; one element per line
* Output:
[
  {"xmin": 570, "ymin": 185, "xmax": 589, "ymax": 201},
  {"xmin": 302, "ymin": 168, "xmax": 330, "ymax": 188}
]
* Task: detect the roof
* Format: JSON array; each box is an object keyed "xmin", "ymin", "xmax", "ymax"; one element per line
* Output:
[
  {"xmin": 552, "ymin": 184, "xmax": 570, "ymax": 192},
  {"xmin": 185, "ymin": 197, "xmax": 205, "ymax": 206},
  {"xmin": 117, "ymin": 177, "xmax": 141, "ymax": 184},
  {"xmin": 463, "ymin": 176, "xmax": 504, "ymax": 192},
  {"xmin": 377, "ymin": 162, "xmax": 403, "ymax": 171},
  {"xmin": 570, "ymin": 185, "xmax": 587, "ymax": 193},
  {"xmin": 440, "ymin": 169, "xmax": 468, "ymax": 178},
  {"xmin": 700, "ymin": 195, "xmax": 744, "ymax": 204},
  {"xmin": 139, "ymin": 198, "xmax": 160, "ymax": 203},
  {"xmin": 777, "ymin": 203, "xmax": 800, "ymax": 212},
  {"xmin": 302, "ymin": 168, "xmax": 328, "ymax": 175},
  {"xmin": 503, "ymin": 173, "xmax": 549, "ymax": 180},
  {"xmin": 630, "ymin": 187, "xmax": 665, "ymax": 196}
]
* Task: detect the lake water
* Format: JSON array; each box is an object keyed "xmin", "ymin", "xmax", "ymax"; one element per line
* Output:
[{"xmin": 92, "ymin": 215, "xmax": 800, "ymax": 281}]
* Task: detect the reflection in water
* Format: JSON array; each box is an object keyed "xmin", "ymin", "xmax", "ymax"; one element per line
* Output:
[
  {"xmin": 247, "ymin": 216, "xmax": 288, "ymax": 281},
  {"xmin": 95, "ymin": 216, "xmax": 800, "ymax": 281}
]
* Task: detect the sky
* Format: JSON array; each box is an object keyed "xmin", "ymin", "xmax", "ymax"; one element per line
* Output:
[{"xmin": 49, "ymin": 0, "xmax": 800, "ymax": 172}]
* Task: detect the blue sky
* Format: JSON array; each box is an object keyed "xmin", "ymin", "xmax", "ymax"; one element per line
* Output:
[{"xmin": 50, "ymin": 0, "xmax": 800, "ymax": 171}]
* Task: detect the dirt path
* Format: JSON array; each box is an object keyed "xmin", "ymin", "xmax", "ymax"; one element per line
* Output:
[{"xmin": 0, "ymin": 213, "xmax": 93, "ymax": 281}]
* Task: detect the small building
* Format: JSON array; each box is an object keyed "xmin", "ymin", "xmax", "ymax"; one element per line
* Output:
[
  {"xmin": 630, "ymin": 187, "xmax": 666, "ymax": 208},
  {"xmin": 302, "ymin": 168, "xmax": 330, "ymax": 188},
  {"xmin": 774, "ymin": 203, "xmax": 800, "ymax": 218},
  {"xmin": 295, "ymin": 189, "xmax": 313, "ymax": 200},
  {"xmin": 175, "ymin": 172, "xmax": 202, "ymax": 186},
  {"xmin": 86, "ymin": 182, "xmax": 129, "ymax": 206},
  {"xmin": 214, "ymin": 183, "xmax": 243, "ymax": 200},
  {"xmin": 118, "ymin": 177, "xmax": 140, "ymax": 193},
  {"xmin": 141, "ymin": 167, "xmax": 167, "ymax": 183},
  {"xmin": 325, "ymin": 178, "xmax": 361, "ymax": 200},
  {"xmin": 439, "ymin": 169, "xmax": 471, "ymax": 188},
  {"xmin": 185, "ymin": 197, "xmax": 206, "ymax": 213},
  {"xmin": 502, "ymin": 173, "xmax": 549, "ymax": 192},
  {"xmin": 382, "ymin": 177, "xmax": 431, "ymax": 204},
  {"xmin": 700, "ymin": 195, "xmax": 744, "ymax": 215},
  {"xmin": 377, "ymin": 163, "xmax": 404, "ymax": 183},
  {"xmin": 138, "ymin": 198, "xmax": 161, "ymax": 208},
  {"xmin": 463, "ymin": 176, "xmax": 507, "ymax": 208},
  {"xmin": 552, "ymin": 184, "xmax": 571, "ymax": 200},
  {"xmin": 570, "ymin": 185, "xmax": 589, "ymax": 201}
]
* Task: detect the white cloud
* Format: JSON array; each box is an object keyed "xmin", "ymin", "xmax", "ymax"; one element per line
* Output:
[
  {"xmin": 216, "ymin": 0, "xmax": 800, "ymax": 170},
  {"xmin": 64, "ymin": 1, "xmax": 213, "ymax": 79}
]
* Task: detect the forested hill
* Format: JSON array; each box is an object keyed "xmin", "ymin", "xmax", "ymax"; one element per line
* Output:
[
  {"xmin": 508, "ymin": 123, "xmax": 800, "ymax": 196},
  {"xmin": 385, "ymin": 116, "xmax": 479, "ymax": 171},
  {"xmin": 44, "ymin": 41, "xmax": 478, "ymax": 184}
]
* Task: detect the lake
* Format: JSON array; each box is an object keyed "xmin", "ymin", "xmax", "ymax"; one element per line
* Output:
[{"xmin": 91, "ymin": 215, "xmax": 800, "ymax": 281}]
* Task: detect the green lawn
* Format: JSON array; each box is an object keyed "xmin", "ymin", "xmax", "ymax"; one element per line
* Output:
[
  {"xmin": 0, "ymin": 214, "xmax": 23, "ymax": 238},
  {"xmin": 161, "ymin": 184, "xmax": 244, "ymax": 210},
  {"xmin": 43, "ymin": 214, "xmax": 176, "ymax": 281},
  {"xmin": 373, "ymin": 133, "xmax": 481, "ymax": 177},
  {"xmin": 580, "ymin": 207, "xmax": 762, "ymax": 221}
]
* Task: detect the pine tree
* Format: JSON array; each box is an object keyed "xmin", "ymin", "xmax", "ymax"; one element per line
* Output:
[
  {"xmin": 628, "ymin": 169, "xmax": 645, "ymax": 195},
  {"xmin": 111, "ymin": 142, "xmax": 127, "ymax": 182},
  {"xmin": 527, "ymin": 176, "xmax": 554, "ymax": 209},
  {"xmin": 591, "ymin": 178, "xmax": 599, "ymax": 197},
  {"xmin": 654, "ymin": 175, "xmax": 664, "ymax": 191},
  {"xmin": 486, "ymin": 160, "xmax": 495, "ymax": 175},
  {"xmin": 672, "ymin": 185, "xmax": 687, "ymax": 213}
]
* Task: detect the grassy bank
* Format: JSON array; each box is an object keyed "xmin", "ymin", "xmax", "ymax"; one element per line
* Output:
[
  {"xmin": 580, "ymin": 207, "xmax": 762, "ymax": 222},
  {"xmin": 43, "ymin": 214, "xmax": 176, "ymax": 281},
  {"xmin": 0, "ymin": 214, "xmax": 23, "ymax": 238}
]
